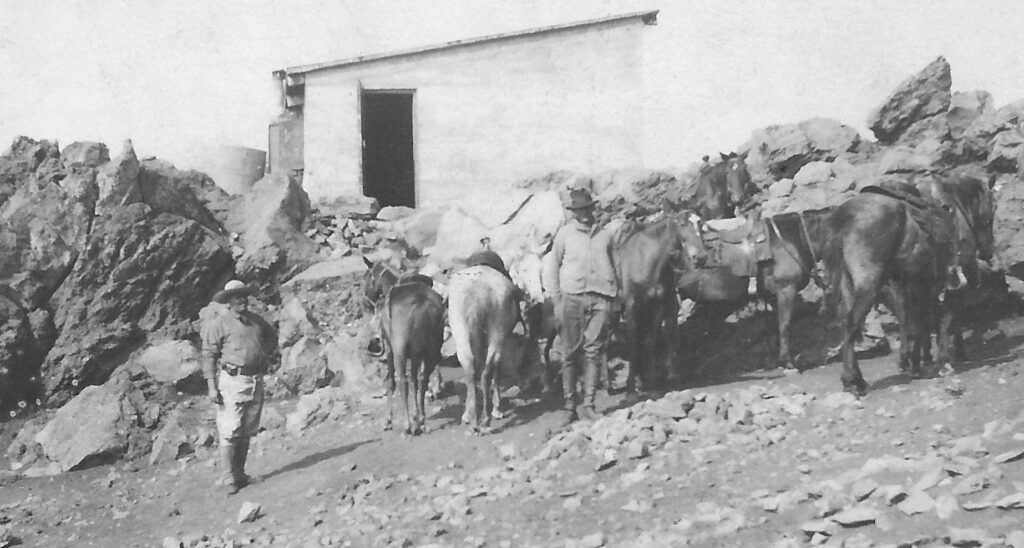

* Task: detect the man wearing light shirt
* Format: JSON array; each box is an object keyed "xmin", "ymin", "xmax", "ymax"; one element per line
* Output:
[{"xmin": 546, "ymin": 187, "xmax": 619, "ymax": 426}]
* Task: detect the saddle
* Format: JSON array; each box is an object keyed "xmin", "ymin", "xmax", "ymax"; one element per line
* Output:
[
  {"xmin": 862, "ymin": 183, "xmax": 956, "ymax": 247},
  {"xmin": 396, "ymin": 273, "xmax": 434, "ymax": 288},
  {"xmin": 699, "ymin": 216, "xmax": 772, "ymax": 278},
  {"xmin": 464, "ymin": 249, "xmax": 513, "ymax": 281}
]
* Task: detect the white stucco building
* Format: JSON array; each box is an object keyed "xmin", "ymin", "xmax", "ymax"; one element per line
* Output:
[{"xmin": 271, "ymin": 10, "xmax": 659, "ymax": 209}]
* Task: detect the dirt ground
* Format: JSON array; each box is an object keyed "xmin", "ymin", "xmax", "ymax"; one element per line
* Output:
[{"xmin": 2, "ymin": 304, "xmax": 1024, "ymax": 548}]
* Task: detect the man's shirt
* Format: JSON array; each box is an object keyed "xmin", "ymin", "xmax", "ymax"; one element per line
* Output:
[
  {"xmin": 202, "ymin": 309, "xmax": 273, "ymax": 374},
  {"xmin": 547, "ymin": 218, "xmax": 618, "ymax": 299}
]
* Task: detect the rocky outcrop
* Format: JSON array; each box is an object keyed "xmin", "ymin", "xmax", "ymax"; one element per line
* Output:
[
  {"xmin": 0, "ymin": 171, "xmax": 97, "ymax": 309},
  {"xmin": 60, "ymin": 141, "xmax": 109, "ymax": 169},
  {"xmin": 134, "ymin": 340, "xmax": 204, "ymax": 391},
  {"xmin": 993, "ymin": 174, "xmax": 1024, "ymax": 277},
  {"xmin": 227, "ymin": 172, "xmax": 319, "ymax": 284},
  {"xmin": 43, "ymin": 204, "xmax": 232, "ymax": 404},
  {"xmin": 0, "ymin": 293, "xmax": 42, "ymax": 410},
  {"xmin": 33, "ymin": 367, "xmax": 168, "ymax": 472},
  {"xmin": 138, "ymin": 159, "xmax": 232, "ymax": 234},
  {"xmin": 148, "ymin": 403, "xmax": 216, "ymax": 465},
  {"xmin": 94, "ymin": 140, "xmax": 142, "ymax": 215},
  {"xmin": 740, "ymin": 118, "xmax": 861, "ymax": 184},
  {"xmin": 868, "ymin": 56, "xmax": 952, "ymax": 143}
]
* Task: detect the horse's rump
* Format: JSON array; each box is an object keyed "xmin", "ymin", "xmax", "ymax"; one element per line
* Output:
[
  {"xmin": 384, "ymin": 283, "xmax": 445, "ymax": 363},
  {"xmin": 448, "ymin": 266, "xmax": 518, "ymax": 363}
]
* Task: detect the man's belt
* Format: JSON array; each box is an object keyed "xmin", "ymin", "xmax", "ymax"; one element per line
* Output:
[{"xmin": 222, "ymin": 364, "xmax": 262, "ymax": 376}]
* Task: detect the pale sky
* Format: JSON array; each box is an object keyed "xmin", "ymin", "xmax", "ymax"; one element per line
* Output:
[{"xmin": 2, "ymin": 0, "xmax": 1023, "ymax": 172}]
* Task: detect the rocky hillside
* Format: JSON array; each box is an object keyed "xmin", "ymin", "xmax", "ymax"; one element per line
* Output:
[{"xmin": 1, "ymin": 55, "xmax": 1024, "ymax": 488}]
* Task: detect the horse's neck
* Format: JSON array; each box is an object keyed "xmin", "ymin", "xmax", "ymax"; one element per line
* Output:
[{"xmin": 800, "ymin": 210, "xmax": 834, "ymax": 257}]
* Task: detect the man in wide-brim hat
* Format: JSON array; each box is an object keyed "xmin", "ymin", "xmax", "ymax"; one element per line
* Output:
[
  {"xmin": 544, "ymin": 186, "xmax": 619, "ymax": 426},
  {"xmin": 201, "ymin": 279, "xmax": 275, "ymax": 494},
  {"xmin": 212, "ymin": 279, "xmax": 256, "ymax": 303}
]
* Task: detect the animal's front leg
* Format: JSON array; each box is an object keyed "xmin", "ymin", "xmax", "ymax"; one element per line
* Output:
[{"xmin": 384, "ymin": 356, "xmax": 396, "ymax": 431}]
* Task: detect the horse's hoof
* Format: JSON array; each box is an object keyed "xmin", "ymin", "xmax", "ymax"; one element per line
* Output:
[
  {"xmin": 383, "ymin": 421, "xmax": 394, "ymax": 432},
  {"xmin": 843, "ymin": 382, "xmax": 867, "ymax": 398},
  {"xmin": 781, "ymin": 366, "xmax": 800, "ymax": 375},
  {"xmin": 938, "ymin": 363, "xmax": 956, "ymax": 377},
  {"xmin": 491, "ymin": 408, "xmax": 508, "ymax": 420}
]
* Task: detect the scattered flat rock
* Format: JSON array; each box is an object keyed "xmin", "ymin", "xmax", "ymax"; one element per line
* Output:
[
  {"xmin": 237, "ymin": 501, "xmax": 262, "ymax": 524},
  {"xmin": 935, "ymin": 494, "xmax": 960, "ymax": 519},
  {"xmin": 995, "ymin": 492, "xmax": 1024, "ymax": 509},
  {"xmin": 947, "ymin": 527, "xmax": 996, "ymax": 547},
  {"xmin": 850, "ymin": 479, "xmax": 879, "ymax": 501},
  {"xmin": 829, "ymin": 505, "xmax": 879, "ymax": 527},
  {"xmin": 897, "ymin": 491, "xmax": 935, "ymax": 515},
  {"xmin": 993, "ymin": 447, "xmax": 1024, "ymax": 464},
  {"xmin": 953, "ymin": 473, "xmax": 990, "ymax": 495}
]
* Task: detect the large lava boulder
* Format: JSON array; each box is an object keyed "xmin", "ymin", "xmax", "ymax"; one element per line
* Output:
[
  {"xmin": 138, "ymin": 158, "xmax": 234, "ymax": 234},
  {"xmin": 94, "ymin": 140, "xmax": 143, "ymax": 215},
  {"xmin": 42, "ymin": 203, "xmax": 233, "ymax": 405},
  {"xmin": 227, "ymin": 172, "xmax": 319, "ymax": 284},
  {"xmin": 33, "ymin": 367, "xmax": 169, "ymax": 472},
  {"xmin": 868, "ymin": 56, "xmax": 952, "ymax": 144},
  {"xmin": 0, "ymin": 171, "xmax": 98, "ymax": 309},
  {"xmin": 740, "ymin": 118, "xmax": 861, "ymax": 185}
]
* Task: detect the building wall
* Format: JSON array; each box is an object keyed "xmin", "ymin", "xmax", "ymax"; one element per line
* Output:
[{"xmin": 301, "ymin": 20, "xmax": 647, "ymax": 207}]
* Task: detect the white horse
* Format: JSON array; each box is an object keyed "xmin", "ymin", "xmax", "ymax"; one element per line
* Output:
[{"xmin": 447, "ymin": 265, "xmax": 519, "ymax": 433}]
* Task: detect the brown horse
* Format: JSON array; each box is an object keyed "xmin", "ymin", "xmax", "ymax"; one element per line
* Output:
[
  {"xmin": 691, "ymin": 152, "xmax": 753, "ymax": 219},
  {"xmin": 362, "ymin": 258, "xmax": 445, "ymax": 434},
  {"xmin": 886, "ymin": 174, "xmax": 995, "ymax": 370},
  {"xmin": 614, "ymin": 208, "xmax": 702, "ymax": 393},
  {"xmin": 675, "ymin": 207, "xmax": 834, "ymax": 370},
  {"xmin": 824, "ymin": 189, "xmax": 963, "ymax": 396}
]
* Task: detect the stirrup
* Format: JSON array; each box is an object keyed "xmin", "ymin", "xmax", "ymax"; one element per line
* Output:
[{"xmin": 367, "ymin": 337, "xmax": 384, "ymax": 357}]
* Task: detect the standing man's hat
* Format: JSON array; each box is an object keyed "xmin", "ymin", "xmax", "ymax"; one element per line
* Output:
[
  {"xmin": 213, "ymin": 280, "xmax": 255, "ymax": 303},
  {"xmin": 565, "ymin": 188, "xmax": 597, "ymax": 210}
]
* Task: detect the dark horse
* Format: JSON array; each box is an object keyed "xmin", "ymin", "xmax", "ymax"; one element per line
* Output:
[
  {"xmin": 362, "ymin": 257, "xmax": 445, "ymax": 434},
  {"xmin": 886, "ymin": 174, "xmax": 996, "ymax": 371},
  {"xmin": 676, "ymin": 207, "xmax": 834, "ymax": 370},
  {"xmin": 692, "ymin": 152, "xmax": 753, "ymax": 219},
  {"xmin": 824, "ymin": 189, "xmax": 964, "ymax": 396},
  {"xmin": 613, "ymin": 208, "xmax": 703, "ymax": 393}
]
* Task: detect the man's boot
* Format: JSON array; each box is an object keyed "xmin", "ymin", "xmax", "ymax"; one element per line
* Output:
[
  {"xmin": 557, "ymin": 363, "xmax": 579, "ymax": 427},
  {"xmin": 234, "ymin": 438, "xmax": 252, "ymax": 488},
  {"xmin": 219, "ymin": 442, "xmax": 240, "ymax": 495},
  {"xmin": 577, "ymin": 359, "xmax": 601, "ymax": 422}
]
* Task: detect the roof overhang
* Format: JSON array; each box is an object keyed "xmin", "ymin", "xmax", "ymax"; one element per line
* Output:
[{"xmin": 275, "ymin": 9, "xmax": 658, "ymax": 79}]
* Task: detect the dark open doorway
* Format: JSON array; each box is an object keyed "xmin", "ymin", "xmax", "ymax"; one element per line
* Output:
[{"xmin": 361, "ymin": 91, "xmax": 415, "ymax": 207}]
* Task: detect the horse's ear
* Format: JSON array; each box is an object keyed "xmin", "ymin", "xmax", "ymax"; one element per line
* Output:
[
  {"xmin": 738, "ymin": 150, "xmax": 748, "ymax": 160},
  {"xmin": 362, "ymin": 256, "xmax": 374, "ymax": 269},
  {"xmin": 720, "ymin": 152, "xmax": 729, "ymax": 161}
]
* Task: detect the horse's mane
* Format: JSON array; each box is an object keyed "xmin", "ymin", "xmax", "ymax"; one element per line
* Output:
[{"xmin": 613, "ymin": 214, "xmax": 672, "ymax": 249}]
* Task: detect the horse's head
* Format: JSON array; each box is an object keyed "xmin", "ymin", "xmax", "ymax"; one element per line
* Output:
[
  {"xmin": 720, "ymin": 151, "xmax": 751, "ymax": 212},
  {"xmin": 661, "ymin": 199, "xmax": 707, "ymax": 270},
  {"xmin": 361, "ymin": 256, "xmax": 399, "ymax": 308}
]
